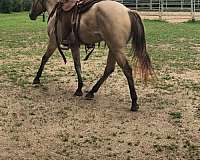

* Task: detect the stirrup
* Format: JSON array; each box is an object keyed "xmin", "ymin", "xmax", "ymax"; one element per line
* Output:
[{"xmin": 60, "ymin": 43, "xmax": 69, "ymax": 50}]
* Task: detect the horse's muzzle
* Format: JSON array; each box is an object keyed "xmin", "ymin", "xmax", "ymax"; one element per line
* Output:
[{"xmin": 29, "ymin": 13, "xmax": 37, "ymax": 20}]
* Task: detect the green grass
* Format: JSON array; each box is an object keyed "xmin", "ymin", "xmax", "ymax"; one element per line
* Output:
[
  {"xmin": 0, "ymin": 12, "xmax": 47, "ymax": 49},
  {"xmin": 144, "ymin": 20, "xmax": 200, "ymax": 70},
  {"xmin": 0, "ymin": 12, "xmax": 200, "ymax": 88}
]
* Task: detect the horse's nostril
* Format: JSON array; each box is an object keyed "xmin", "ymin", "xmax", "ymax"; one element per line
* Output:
[{"xmin": 29, "ymin": 13, "xmax": 36, "ymax": 20}]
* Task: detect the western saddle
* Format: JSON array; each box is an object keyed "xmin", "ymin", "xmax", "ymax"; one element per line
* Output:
[{"xmin": 49, "ymin": 0, "xmax": 103, "ymax": 63}]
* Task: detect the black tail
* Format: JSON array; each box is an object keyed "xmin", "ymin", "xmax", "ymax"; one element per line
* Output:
[{"xmin": 128, "ymin": 11, "xmax": 153, "ymax": 81}]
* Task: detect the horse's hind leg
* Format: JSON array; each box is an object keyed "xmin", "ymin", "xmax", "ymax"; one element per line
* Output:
[
  {"xmin": 33, "ymin": 40, "xmax": 56, "ymax": 84},
  {"xmin": 71, "ymin": 46, "xmax": 83, "ymax": 96},
  {"xmin": 85, "ymin": 51, "xmax": 116, "ymax": 98},
  {"xmin": 115, "ymin": 50, "xmax": 139, "ymax": 111}
]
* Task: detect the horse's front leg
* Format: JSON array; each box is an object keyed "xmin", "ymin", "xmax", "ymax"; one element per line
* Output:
[
  {"xmin": 71, "ymin": 46, "xmax": 83, "ymax": 96},
  {"xmin": 33, "ymin": 39, "xmax": 56, "ymax": 84}
]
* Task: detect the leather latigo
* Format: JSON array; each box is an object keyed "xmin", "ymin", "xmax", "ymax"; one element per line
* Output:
[{"xmin": 61, "ymin": 0, "xmax": 76, "ymax": 11}]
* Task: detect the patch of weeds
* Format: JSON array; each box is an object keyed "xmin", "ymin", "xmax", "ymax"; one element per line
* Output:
[
  {"xmin": 164, "ymin": 144, "xmax": 178, "ymax": 151},
  {"xmin": 141, "ymin": 93, "xmax": 174, "ymax": 110},
  {"xmin": 169, "ymin": 112, "xmax": 182, "ymax": 125},
  {"xmin": 187, "ymin": 82, "xmax": 200, "ymax": 92},
  {"xmin": 153, "ymin": 144, "xmax": 163, "ymax": 152},
  {"xmin": 153, "ymin": 143, "xmax": 178, "ymax": 153},
  {"xmin": 156, "ymin": 99, "xmax": 173, "ymax": 109},
  {"xmin": 162, "ymin": 74, "xmax": 174, "ymax": 80},
  {"xmin": 194, "ymin": 106, "xmax": 200, "ymax": 119},
  {"xmin": 83, "ymin": 135, "xmax": 102, "ymax": 145},
  {"xmin": 0, "ymin": 51, "xmax": 8, "ymax": 59},
  {"xmin": 17, "ymin": 78, "xmax": 30, "ymax": 87},
  {"xmin": 0, "ymin": 62, "xmax": 31, "ymax": 88},
  {"xmin": 169, "ymin": 112, "xmax": 182, "ymax": 119},
  {"xmin": 154, "ymin": 82, "xmax": 175, "ymax": 92},
  {"xmin": 183, "ymin": 140, "xmax": 200, "ymax": 159}
]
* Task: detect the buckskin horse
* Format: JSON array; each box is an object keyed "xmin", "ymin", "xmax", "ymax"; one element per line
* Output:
[{"xmin": 29, "ymin": 0, "xmax": 153, "ymax": 111}]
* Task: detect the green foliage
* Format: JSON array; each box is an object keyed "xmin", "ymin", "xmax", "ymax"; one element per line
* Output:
[
  {"xmin": 0, "ymin": 0, "xmax": 13, "ymax": 13},
  {"xmin": 22, "ymin": 0, "xmax": 32, "ymax": 11},
  {"xmin": 0, "ymin": 0, "xmax": 32, "ymax": 13},
  {"xmin": 12, "ymin": 0, "xmax": 23, "ymax": 12}
]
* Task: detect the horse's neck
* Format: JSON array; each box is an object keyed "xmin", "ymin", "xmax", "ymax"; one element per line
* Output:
[{"xmin": 46, "ymin": 0, "xmax": 57, "ymax": 15}]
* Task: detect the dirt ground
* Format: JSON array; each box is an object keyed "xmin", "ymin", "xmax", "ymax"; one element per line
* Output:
[
  {"xmin": 0, "ymin": 13, "xmax": 200, "ymax": 159},
  {"xmin": 0, "ymin": 48, "xmax": 199, "ymax": 159}
]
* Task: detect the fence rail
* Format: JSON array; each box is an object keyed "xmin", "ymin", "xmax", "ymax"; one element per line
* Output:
[{"xmin": 117, "ymin": 0, "xmax": 200, "ymax": 21}]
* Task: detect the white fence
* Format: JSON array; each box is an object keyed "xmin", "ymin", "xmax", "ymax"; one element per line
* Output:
[{"xmin": 117, "ymin": 0, "xmax": 200, "ymax": 21}]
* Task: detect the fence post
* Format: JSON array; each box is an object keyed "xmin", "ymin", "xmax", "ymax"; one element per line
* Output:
[
  {"xmin": 191, "ymin": 0, "xmax": 195, "ymax": 21},
  {"xmin": 159, "ymin": 0, "xmax": 163, "ymax": 20},
  {"xmin": 181, "ymin": 0, "xmax": 183, "ymax": 10},
  {"xmin": 150, "ymin": 0, "xmax": 152, "ymax": 10},
  {"xmin": 136, "ymin": 0, "xmax": 138, "ymax": 10},
  {"xmin": 194, "ymin": 0, "xmax": 196, "ymax": 21}
]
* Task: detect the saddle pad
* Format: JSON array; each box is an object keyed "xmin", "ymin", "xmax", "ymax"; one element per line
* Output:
[
  {"xmin": 62, "ymin": 0, "xmax": 77, "ymax": 11},
  {"xmin": 78, "ymin": 0, "xmax": 103, "ymax": 13}
]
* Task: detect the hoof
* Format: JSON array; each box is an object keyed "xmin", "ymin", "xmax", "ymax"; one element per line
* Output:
[
  {"xmin": 74, "ymin": 90, "xmax": 83, "ymax": 96},
  {"xmin": 85, "ymin": 92, "xmax": 94, "ymax": 100},
  {"xmin": 33, "ymin": 78, "xmax": 40, "ymax": 84},
  {"xmin": 131, "ymin": 102, "xmax": 139, "ymax": 112}
]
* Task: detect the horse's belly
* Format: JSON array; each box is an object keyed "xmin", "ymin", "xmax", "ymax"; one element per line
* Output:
[{"xmin": 79, "ymin": 30, "xmax": 103, "ymax": 44}]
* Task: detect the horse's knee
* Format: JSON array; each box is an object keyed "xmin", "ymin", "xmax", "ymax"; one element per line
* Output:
[
  {"xmin": 41, "ymin": 54, "xmax": 50, "ymax": 63},
  {"xmin": 105, "ymin": 66, "xmax": 115, "ymax": 75},
  {"xmin": 42, "ymin": 48, "xmax": 55, "ymax": 62}
]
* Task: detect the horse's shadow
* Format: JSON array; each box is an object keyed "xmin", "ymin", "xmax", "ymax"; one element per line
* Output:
[{"xmin": 31, "ymin": 82, "xmax": 134, "ymax": 113}]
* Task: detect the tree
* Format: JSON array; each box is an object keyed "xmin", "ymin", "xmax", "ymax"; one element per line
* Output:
[
  {"xmin": 0, "ymin": 0, "xmax": 32, "ymax": 13},
  {"xmin": 12, "ymin": 0, "xmax": 23, "ymax": 12},
  {"xmin": 22, "ymin": 0, "xmax": 31, "ymax": 11},
  {"xmin": 0, "ymin": 0, "xmax": 13, "ymax": 13}
]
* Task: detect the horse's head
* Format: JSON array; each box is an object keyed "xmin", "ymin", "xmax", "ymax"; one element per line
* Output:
[{"xmin": 29, "ymin": 0, "xmax": 47, "ymax": 20}]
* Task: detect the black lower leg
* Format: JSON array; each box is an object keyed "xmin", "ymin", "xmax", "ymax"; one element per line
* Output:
[
  {"xmin": 71, "ymin": 46, "xmax": 83, "ymax": 96},
  {"xmin": 123, "ymin": 61, "xmax": 139, "ymax": 111},
  {"xmin": 33, "ymin": 54, "xmax": 49, "ymax": 84},
  {"xmin": 85, "ymin": 68, "xmax": 114, "ymax": 99},
  {"xmin": 74, "ymin": 65, "xmax": 83, "ymax": 96}
]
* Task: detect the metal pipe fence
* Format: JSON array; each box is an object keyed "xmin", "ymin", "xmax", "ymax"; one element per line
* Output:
[{"xmin": 117, "ymin": 0, "xmax": 200, "ymax": 21}]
